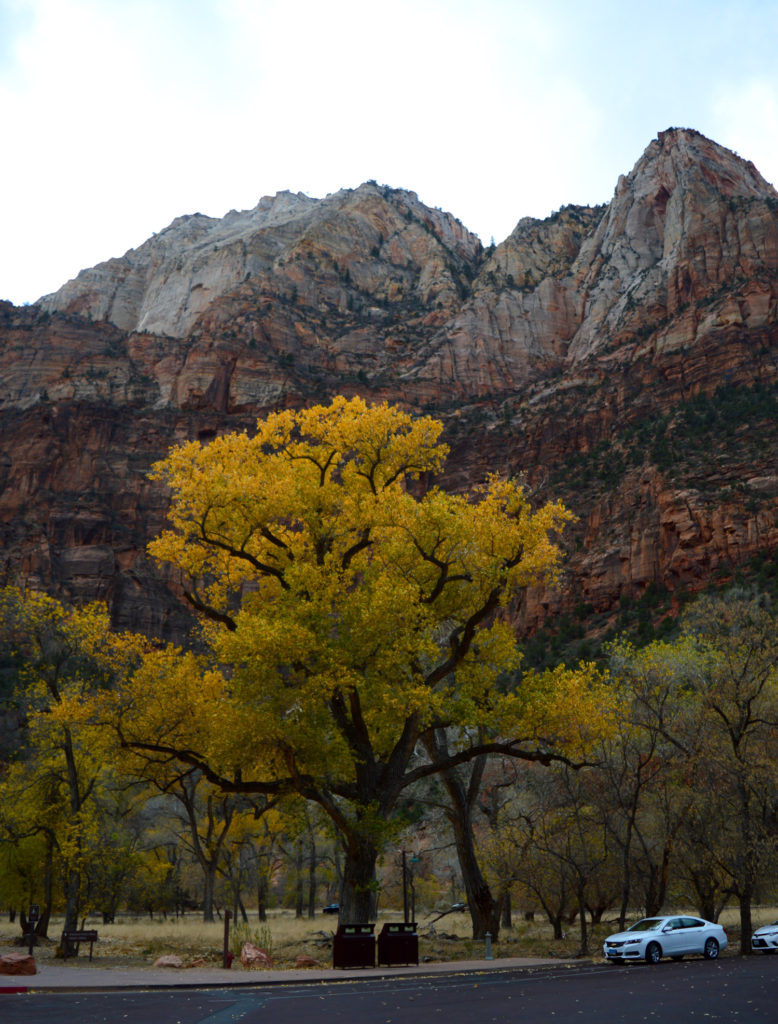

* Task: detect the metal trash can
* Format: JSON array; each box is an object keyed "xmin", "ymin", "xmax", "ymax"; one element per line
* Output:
[
  {"xmin": 377, "ymin": 922, "xmax": 418, "ymax": 966},
  {"xmin": 333, "ymin": 923, "xmax": 376, "ymax": 968}
]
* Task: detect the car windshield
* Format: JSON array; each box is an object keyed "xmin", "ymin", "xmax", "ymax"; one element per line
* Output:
[{"xmin": 627, "ymin": 919, "xmax": 664, "ymax": 932}]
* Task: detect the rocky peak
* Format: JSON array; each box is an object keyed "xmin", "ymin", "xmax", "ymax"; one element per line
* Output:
[
  {"xmin": 397, "ymin": 128, "xmax": 778, "ymax": 398},
  {"xmin": 37, "ymin": 184, "xmax": 481, "ymax": 341},
  {"xmin": 567, "ymin": 127, "xmax": 778, "ymax": 361}
]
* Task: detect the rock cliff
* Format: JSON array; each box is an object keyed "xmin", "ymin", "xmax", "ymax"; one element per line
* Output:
[{"xmin": 4, "ymin": 128, "xmax": 778, "ymax": 647}]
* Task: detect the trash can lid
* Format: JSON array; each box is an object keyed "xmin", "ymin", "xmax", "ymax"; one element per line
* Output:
[{"xmin": 337, "ymin": 923, "xmax": 375, "ymax": 935}]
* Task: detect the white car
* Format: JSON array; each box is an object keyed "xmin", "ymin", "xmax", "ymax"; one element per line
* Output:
[
  {"xmin": 603, "ymin": 916, "xmax": 727, "ymax": 965},
  {"xmin": 751, "ymin": 920, "xmax": 778, "ymax": 953}
]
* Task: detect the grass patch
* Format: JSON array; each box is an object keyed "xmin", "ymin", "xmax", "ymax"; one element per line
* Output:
[{"xmin": 1, "ymin": 903, "xmax": 765, "ymax": 967}]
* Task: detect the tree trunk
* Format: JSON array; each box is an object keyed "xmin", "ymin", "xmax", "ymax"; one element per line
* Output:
[
  {"xmin": 738, "ymin": 891, "xmax": 753, "ymax": 956},
  {"xmin": 618, "ymin": 846, "xmax": 631, "ymax": 932},
  {"xmin": 61, "ymin": 727, "xmax": 84, "ymax": 948},
  {"xmin": 687, "ymin": 866, "xmax": 717, "ymax": 922},
  {"xmin": 63, "ymin": 866, "xmax": 80, "ymax": 933},
  {"xmin": 644, "ymin": 867, "xmax": 661, "ymax": 918},
  {"xmin": 295, "ymin": 841, "xmax": 304, "ymax": 919},
  {"xmin": 450, "ymin": 797, "xmax": 501, "ymax": 940},
  {"xmin": 257, "ymin": 875, "xmax": 268, "ymax": 922},
  {"xmin": 339, "ymin": 835, "xmax": 378, "ymax": 922},
  {"xmin": 536, "ymin": 886, "xmax": 568, "ymax": 940},
  {"xmin": 433, "ymin": 755, "xmax": 501, "ymax": 940},
  {"xmin": 58, "ymin": 864, "xmax": 82, "ymax": 956},
  {"xmin": 20, "ymin": 910, "xmax": 34, "ymax": 948},
  {"xmin": 202, "ymin": 865, "xmax": 217, "ymax": 922},
  {"xmin": 501, "ymin": 890, "xmax": 512, "ymax": 930},
  {"xmin": 577, "ymin": 886, "xmax": 588, "ymax": 955},
  {"xmin": 38, "ymin": 832, "xmax": 55, "ymax": 938},
  {"xmin": 308, "ymin": 836, "xmax": 317, "ymax": 919},
  {"xmin": 737, "ymin": 777, "xmax": 756, "ymax": 956}
]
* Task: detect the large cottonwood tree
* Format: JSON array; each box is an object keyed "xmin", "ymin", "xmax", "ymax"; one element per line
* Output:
[{"xmin": 115, "ymin": 397, "xmax": 575, "ymax": 921}]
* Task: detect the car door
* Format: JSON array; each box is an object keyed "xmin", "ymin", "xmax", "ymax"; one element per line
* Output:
[
  {"xmin": 679, "ymin": 916, "xmax": 705, "ymax": 955},
  {"xmin": 661, "ymin": 917, "xmax": 686, "ymax": 954}
]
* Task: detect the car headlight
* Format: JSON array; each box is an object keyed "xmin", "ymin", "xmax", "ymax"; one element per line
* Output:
[{"xmin": 624, "ymin": 938, "xmax": 641, "ymax": 944}]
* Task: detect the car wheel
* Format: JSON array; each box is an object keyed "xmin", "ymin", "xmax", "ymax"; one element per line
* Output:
[
  {"xmin": 703, "ymin": 938, "xmax": 719, "ymax": 960},
  {"xmin": 645, "ymin": 942, "xmax": 662, "ymax": 965}
]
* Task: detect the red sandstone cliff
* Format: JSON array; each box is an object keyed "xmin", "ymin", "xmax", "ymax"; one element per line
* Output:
[{"xmin": 2, "ymin": 128, "xmax": 777, "ymax": 643}]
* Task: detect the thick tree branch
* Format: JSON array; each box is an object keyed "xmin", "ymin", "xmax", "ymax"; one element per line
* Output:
[
  {"xmin": 400, "ymin": 736, "xmax": 594, "ymax": 791},
  {"xmin": 195, "ymin": 520, "xmax": 291, "ymax": 590},
  {"xmin": 424, "ymin": 584, "xmax": 503, "ymax": 687},
  {"xmin": 183, "ymin": 589, "xmax": 237, "ymax": 631}
]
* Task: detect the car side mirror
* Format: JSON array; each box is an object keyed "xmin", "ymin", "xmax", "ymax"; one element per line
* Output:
[{"xmin": 662, "ymin": 925, "xmax": 672, "ymax": 932}]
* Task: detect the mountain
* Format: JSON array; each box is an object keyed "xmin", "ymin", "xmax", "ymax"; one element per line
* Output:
[{"xmin": 2, "ymin": 128, "xmax": 778, "ymax": 653}]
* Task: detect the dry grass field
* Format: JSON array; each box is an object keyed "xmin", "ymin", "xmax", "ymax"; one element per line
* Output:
[{"xmin": 0, "ymin": 904, "xmax": 769, "ymax": 969}]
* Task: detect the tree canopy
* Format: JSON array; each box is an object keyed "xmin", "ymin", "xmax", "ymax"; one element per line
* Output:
[{"xmin": 114, "ymin": 396, "xmax": 577, "ymax": 918}]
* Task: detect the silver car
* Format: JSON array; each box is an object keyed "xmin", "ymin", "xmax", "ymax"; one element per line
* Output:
[
  {"xmin": 603, "ymin": 915, "xmax": 727, "ymax": 965},
  {"xmin": 751, "ymin": 920, "xmax": 778, "ymax": 953}
]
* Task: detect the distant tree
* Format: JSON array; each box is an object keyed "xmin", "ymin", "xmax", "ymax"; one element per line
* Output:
[
  {"xmin": 604, "ymin": 640, "xmax": 699, "ymax": 926},
  {"xmin": 501, "ymin": 761, "xmax": 615, "ymax": 954},
  {"xmin": 610, "ymin": 594, "xmax": 778, "ymax": 953},
  {"xmin": 411, "ymin": 661, "xmax": 614, "ymax": 940},
  {"xmin": 678, "ymin": 594, "xmax": 778, "ymax": 952}
]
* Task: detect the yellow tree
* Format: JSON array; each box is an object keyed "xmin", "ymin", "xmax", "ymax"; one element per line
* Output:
[
  {"xmin": 0, "ymin": 760, "xmax": 61, "ymax": 935},
  {"xmin": 0, "ymin": 587, "xmax": 146, "ymax": 939},
  {"xmin": 114, "ymin": 397, "xmax": 573, "ymax": 920}
]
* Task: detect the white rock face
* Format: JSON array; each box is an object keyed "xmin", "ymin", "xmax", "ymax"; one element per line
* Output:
[{"xmin": 38, "ymin": 191, "xmax": 320, "ymax": 337}]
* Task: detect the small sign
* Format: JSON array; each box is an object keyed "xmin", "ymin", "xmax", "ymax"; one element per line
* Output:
[{"xmin": 28, "ymin": 905, "xmax": 40, "ymax": 923}]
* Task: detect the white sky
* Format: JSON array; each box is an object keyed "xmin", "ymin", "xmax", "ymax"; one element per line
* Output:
[{"xmin": 2, "ymin": 0, "xmax": 778, "ymax": 305}]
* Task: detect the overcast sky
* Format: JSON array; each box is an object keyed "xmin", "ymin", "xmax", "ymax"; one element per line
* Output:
[{"xmin": 2, "ymin": 0, "xmax": 778, "ymax": 305}]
